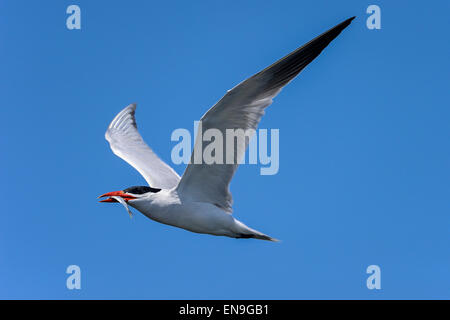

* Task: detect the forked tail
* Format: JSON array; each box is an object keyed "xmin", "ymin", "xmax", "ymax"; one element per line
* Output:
[
  {"xmin": 233, "ymin": 220, "xmax": 279, "ymax": 242},
  {"xmin": 236, "ymin": 233, "xmax": 280, "ymax": 242}
]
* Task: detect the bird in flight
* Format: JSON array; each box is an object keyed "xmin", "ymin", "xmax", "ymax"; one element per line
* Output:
[{"xmin": 99, "ymin": 17, "xmax": 354, "ymax": 241}]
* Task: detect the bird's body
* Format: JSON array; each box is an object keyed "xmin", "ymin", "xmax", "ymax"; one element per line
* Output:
[
  {"xmin": 99, "ymin": 17, "xmax": 354, "ymax": 241},
  {"xmin": 130, "ymin": 189, "xmax": 270, "ymax": 239}
]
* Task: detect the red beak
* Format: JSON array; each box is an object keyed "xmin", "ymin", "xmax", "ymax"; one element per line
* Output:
[{"xmin": 98, "ymin": 190, "xmax": 137, "ymax": 203}]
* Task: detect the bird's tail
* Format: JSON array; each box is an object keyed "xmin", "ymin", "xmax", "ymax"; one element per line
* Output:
[
  {"xmin": 233, "ymin": 220, "xmax": 280, "ymax": 242},
  {"xmin": 249, "ymin": 233, "xmax": 280, "ymax": 242},
  {"xmin": 235, "ymin": 232, "xmax": 279, "ymax": 242}
]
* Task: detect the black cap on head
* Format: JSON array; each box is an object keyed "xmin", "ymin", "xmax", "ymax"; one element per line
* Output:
[{"xmin": 123, "ymin": 186, "xmax": 161, "ymax": 195}]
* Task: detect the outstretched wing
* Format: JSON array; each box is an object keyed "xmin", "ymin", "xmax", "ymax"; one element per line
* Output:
[
  {"xmin": 105, "ymin": 104, "xmax": 180, "ymax": 189},
  {"xmin": 177, "ymin": 17, "xmax": 354, "ymax": 212}
]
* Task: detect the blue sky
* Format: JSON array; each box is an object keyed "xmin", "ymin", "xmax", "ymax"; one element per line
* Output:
[{"xmin": 1, "ymin": 1, "xmax": 449, "ymax": 299}]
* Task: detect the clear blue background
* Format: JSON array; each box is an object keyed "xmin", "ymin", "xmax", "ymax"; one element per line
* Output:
[{"xmin": 1, "ymin": 0, "xmax": 449, "ymax": 299}]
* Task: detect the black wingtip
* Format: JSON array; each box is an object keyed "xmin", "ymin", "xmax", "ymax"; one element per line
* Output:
[
  {"xmin": 324, "ymin": 16, "xmax": 355, "ymax": 38},
  {"xmin": 340, "ymin": 16, "xmax": 356, "ymax": 28},
  {"xmin": 346, "ymin": 16, "xmax": 356, "ymax": 25},
  {"xmin": 243, "ymin": 16, "xmax": 356, "ymax": 96}
]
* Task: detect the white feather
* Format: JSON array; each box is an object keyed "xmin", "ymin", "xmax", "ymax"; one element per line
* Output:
[{"xmin": 105, "ymin": 104, "xmax": 180, "ymax": 189}]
